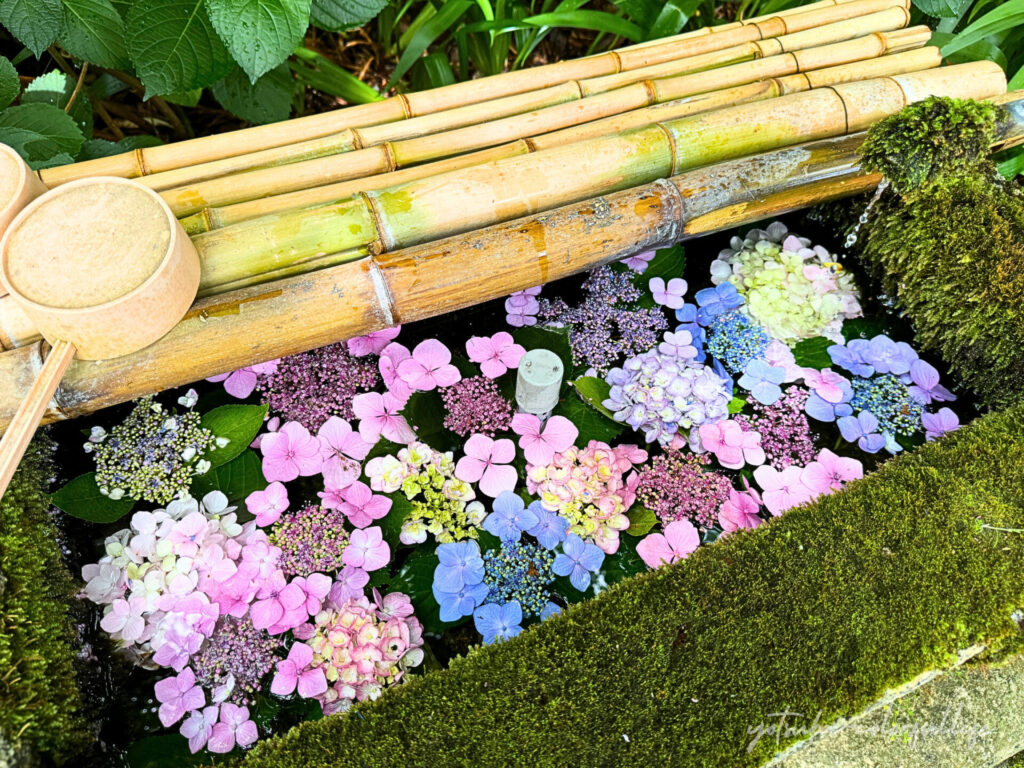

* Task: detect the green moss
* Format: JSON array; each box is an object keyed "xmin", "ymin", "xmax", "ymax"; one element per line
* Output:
[
  {"xmin": 858, "ymin": 175, "xmax": 1024, "ymax": 408},
  {"xmin": 237, "ymin": 404, "xmax": 1024, "ymax": 768},
  {"xmin": 0, "ymin": 439, "xmax": 89, "ymax": 760},
  {"xmin": 859, "ymin": 97, "xmax": 1004, "ymax": 194}
]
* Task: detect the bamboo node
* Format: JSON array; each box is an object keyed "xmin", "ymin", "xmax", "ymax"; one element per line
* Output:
[
  {"xmin": 359, "ymin": 192, "xmax": 394, "ymax": 254},
  {"xmin": 608, "ymin": 50, "xmax": 623, "ymax": 74},
  {"xmin": 653, "ymin": 122, "xmax": 680, "ymax": 177},
  {"xmin": 827, "ymin": 85, "xmax": 852, "ymax": 134},
  {"xmin": 396, "ymin": 93, "xmax": 413, "ymax": 119},
  {"xmin": 348, "ymin": 129, "xmax": 365, "ymax": 151},
  {"xmin": 379, "ymin": 142, "xmax": 399, "ymax": 173},
  {"xmin": 367, "ymin": 259, "xmax": 396, "ymax": 327},
  {"xmin": 133, "ymin": 148, "xmax": 150, "ymax": 177},
  {"xmin": 640, "ymin": 79, "xmax": 659, "ymax": 106},
  {"xmin": 649, "ymin": 177, "xmax": 685, "ymax": 244}
]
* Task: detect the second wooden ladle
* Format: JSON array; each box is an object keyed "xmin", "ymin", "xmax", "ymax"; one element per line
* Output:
[{"xmin": 0, "ymin": 173, "xmax": 199, "ymax": 497}]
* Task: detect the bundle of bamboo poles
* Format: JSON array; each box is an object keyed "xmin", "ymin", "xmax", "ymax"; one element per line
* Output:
[
  {"xmin": 1, "ymin": 87, "xmax": 1020, "ymax": 432},
  {"xmin": 0, "ymin": 0, "xmax": 1015, "ymax": 433}
]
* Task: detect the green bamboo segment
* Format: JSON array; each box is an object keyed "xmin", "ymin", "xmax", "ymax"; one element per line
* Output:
[
  {"xmin": 181, "ymin": 64, "xmax": 1003, "ymax": 294},
  {"xmin": 145, "ymin": 8, "xmax": 914, "ymax": 200},
  {"xmin": 160, "ymin": 26, "xmax": 925, "ymax": 217},
  {"xmin": 177, "ymin": 47, "xmax": 942, "ymax": 236},
  {"xmin": 35, "ymin": 0, "xmax": 909, "ymax": 187}
]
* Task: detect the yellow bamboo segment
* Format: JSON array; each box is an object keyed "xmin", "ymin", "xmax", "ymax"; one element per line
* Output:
[
  {"xmin": 36, "ymin": 0, "xmax": 909, "ymax": 186},
  {"xmin": 177, "ymin": 47, "xmax": 941, "ymax": 235},
  {"xmin": 160, "ymin": 26, "xmax": 924, "ymax": 217}
]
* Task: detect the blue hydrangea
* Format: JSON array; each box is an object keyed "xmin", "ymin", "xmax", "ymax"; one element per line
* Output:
[
  {"xmin": 552, "ymin": 534, "xmax": 605, "ymax": 592},
  {"xmin": 850, "ymin": 374, "xmax": 923, "ymax": 436},
  {"xmin": 482, "ymin": 540, "xmax": 556, "ymax": 618},
  {"xmin": 473, "ymin": 602, "xmax": 523, "ymax": 644},
  {"xmin": 705, "ymin": 311, "xmax": 771, "ymax": 375}
]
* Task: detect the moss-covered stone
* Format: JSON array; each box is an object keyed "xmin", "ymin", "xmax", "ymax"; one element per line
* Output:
[
  {"xmin": 0, "ymin": 440, "xmax": 89, "ymax": 761},
  {"xmin": 237, "ymin": 404, "xmax": 1024, "ymax": 768},
  {"xmin": 859, "ymin": 96, "xmax": 1004, "ymax": 195},
  {"xmin": 858, "ymin": 174, "xmax": 1024, "ymax": 408}
]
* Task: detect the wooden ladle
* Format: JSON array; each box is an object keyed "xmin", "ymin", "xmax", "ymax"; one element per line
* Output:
[{"xmin": 0, "ymin": 175, "xmax": 200, "ymax": 496}]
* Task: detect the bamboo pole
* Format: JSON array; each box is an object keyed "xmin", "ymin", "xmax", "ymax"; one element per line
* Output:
[
  {"xmin": 179, "ymin": 47, "xmax": 941, "ymax": 235},
  {"xmin": 36, "ymin": 0, "xmax": 910, "ymax": 187},
  {"xmin": 184, "ymin": 64, "xmax": 1004, "ymax": 293},
  {"xmin": 137, "ymin": 6, "xmax": 914, "ymax": 193},
  {"xmin": 3, "ymin": 86, "xmax": 1019, "ymax": 433},
  {"xmin": 159, "ymin": 24, "xmax": 928, "ymax": 217}
]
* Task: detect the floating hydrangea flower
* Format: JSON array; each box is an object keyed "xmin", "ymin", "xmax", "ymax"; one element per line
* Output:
[
  {"xmin": 347, "ymin": 326, "xmax": 401, "ymax": 357},
  {"xmin": 552, "ymin": 534, "xmax": 604, "ymax": 591},
  {"xmin": 331, "ymin": 481, "xmax": 391, "ymax": 528},
  {"xmin": 482, "ymin": 492, "xmax": 540, "ymax": 542},
  {"xmin": 246, "ymin": 482, "xmax": 289, "ymax": 527},
  {"xmin": 837, "ymin": 410, "xmax": 886, "ymax": 454},
  {"xmin": 506, "ymin": 286, "xmax": 541, "ymax": 327},
  {"xmin": 694, "ymin": 282, "xmax": 744, "ymax": 326},
  {"xmin": 180, "ymin": 705, "xmax": 219, "ymax": 754},
  {"xmin": 734, "ymin": 387, "xmax": 817, "ymax": 469},
  {"xmin": 752, "ymin": 465, "xmax": 814, "ymax": 516},
  {"xmin": 378, "ymin": 342, "xmax": 413, "ymax": 400},
  {"xmin": 270, "ymin": 505, "xmax": 349, "ymax": 577},
  {"xmin": 397, "ymin": 339, "xmax": 461, "ymax": 391},
  {"xmin": 260, "ymin": 421, "xmax": 323, "ymax": 483},
  {"xmin": 191, "ymin": 615, "xmax": 282, "ymax": 706},
  {"xmin": 207, "ymin": 360, "xmax": 280, "ymax": 399},
  {"xmin": 466, "ymin": 332, "xmax": 526, "ymax": 379},
  {"xmin": 637, "ymin": 450, "xmax": 731, "ymax": 527},
  {"xmin": 697, "ymin": 420, "xmax": 765, "ymax": 469},
  {"xmin": 649, "ymin": 276, "xmax": 688, "ymax": 309},
  {"xmin": 511, "ymin": 413, "xmax": 579, "ymax": 466},
  {"xmin": 440, "ymin": 375, "xmax": 514, "ymax": 437},
  {"xmin": 922, "ymin": 407, "xmax": 960, "ymax": 441},
  {"xmin": 473, "ymin": 601, "xmax": 524, "ymax": 644},
  {"xmin": 342, "ymin": 527, "xmax": 390, "ymax": 572},
  {"xmin": 317, "ymin": 416, "xmax": 371, "ymax": 490},
  {"xmin": 620, "ymin": 249, "xmax": 654, "ymax": 272},
  {"xmin": 154, "ymin": 667, "xmax": 205, "ymax": 727},
  {"xmin": 718, "ymin": 482, "xmax": 763, "ymax": 534},
  {"xmin": 706, "ymin": 310, "xmax": 771, "ymax": 374},
  {"xmin": 800, "ymin": 448, "xmax": 863, "ymax": 495},
  {"xmin": 455, "ymin": 434, "xmax": 518, "ymax": 498},
  {"xmin": 352, "ymin": 391, "xmax": 417, "ymax": 445},
  {"xmin": 208, "ymin": 703, "xmax": 258, "ymax": 753},
  {"xmin": 636, "ymin": 519, "xmax": 699, "ymax": 569},
  {"xmin": 270, "ymin": 641, "xmax": 327, "ymax": 698},
  {"xmin": 738, "ymin": 359, "xmax": 787, "ymax": 405},
  {"xmin": 908, "ymin": 359, "xmax": 955, "ymax": 404}
]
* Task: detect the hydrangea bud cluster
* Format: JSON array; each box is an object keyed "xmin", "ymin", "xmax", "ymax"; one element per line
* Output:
[
  {"xmin": 636, "ymin": 450, "xmax": 732, "ymax": 527},
  {"xmin": 190, "ymin": 616, "xmax": 282, "ymax": 705},
  {"xmin": 288, "ymin": 590, "xmax": 425, "ymax": 715},
  {"xmin": 538, "ymin": 266, "xmax": 667, "ymax": 373},
  {"xmin": 710, "ymin": 223, "xmax": 861, "ymax": 344},
  {"xmin": 850, "ymin": 374, "xmax": 923, "ymax": 436},
  {"xmin": 269, "ymin": 504, "xmax": 350, "ymax": 577},
  {"xmin": 705, "ymin": 310, "xmax": 772, "ymax": 375},
  {"xmin": 256, "ymin": 342, "xmax": 380, "ymax": 431},
  {"xmin": 365, "ymin": 442, "xmax": 485, "ymax": 544},
  {"xmin": 440, "ymin": 375, "xmax": 514, "ymax": 437},
  {"xmin": 603, "ymin": 342, "xmax": 732, "ymax": 445},
  {"xmin": 525, "ymin": 441, "xmax": 646, "ymax": 554},
  {"xmin": 734, "ymin": 387, "xmax": 818, "ymax": 469},
  {"xmin": 88, "ymin": 396, "xmax": 222, "ymax": 504},
  {"xmin": 482, "ymin": 540, "xmax": 556, "ymax": 618}
]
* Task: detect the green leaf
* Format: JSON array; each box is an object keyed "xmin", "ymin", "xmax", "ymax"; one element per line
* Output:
[
  {"xmin": 791, "ymin": 336, "xmax": 833, "ymax": 369},
  {"xmin": 290, "ymin": 46, "xmax": 382, "ymax": 103},
  {"xmin": 647, "ymin": 0, "xmax": 699, "ymax": 39},
  {"xmin": 59, "ymin": 0, "xmax": 130, "ymax": 70},
  {"xmin": 572, "ymin": 376, "xmax": 617, "ymax": 420},
  {"xmin": 0, "ymin": 103, "xmax": 85, "ymax": 165},
  {"xmin": 191, "ymin": 449, "xmax": 267, "ymax": 505},
  {"xmin": 0, "ymin": 0, "xmax": 62, "ymax": 57},
  {"xmin": 387, "ymin": 0, "xmax": 473, "ymax": 88},
  {"xmin": 552, "ymin": 388, "xmax": 624, "ymax": 444},
  {"xmin": 22, "ymin": 69, "xmax": 93, "ymax": 137},
  {"xmin": 998, "ymin": 148, "xmax": 1024, "ymax": 180},
  {"xmin": 940, "ymin": 0, "xmax": 1024, "ymax": 58},
  {"xmin": 386, "ymin": 549, "xmax": 466, "ymax": 635},
  {"xmin": 625, "ymin": 505, "xmax": 656, "ymax": 536},
  {"xmin": 206, "ymin": 0, "xmax": 311, "ymax": 82},
  {"xmin": 124, "ymin": 734, "xmax": 209, "ymax": 767},
  {"xmin": 929, "ymin": 30, "xmax": 1006, "ymax": 69},
  {"xmin": 913, "ymin": 0, "xmax": 972, "ymax": 17},
  {"xmin": 199, "ymin": 403, "xmax": 269, "ymax": 468},
  {"xmin": 78, "ymin": 134, "xmax": 162, "ymax": 160},
  {"xmin": 52, "ymin": 472, "xmax": 135, "ymax": 523},
  {"xmin": 631, "ymin": 242, "xmax": 685, "ymax": 307},
  {"xmin": 125, "ymin": 0, "xmax": 234, "ymax": 97},
  {"xmin": 598, "ymin": 533, "xmax": 648, "ymax": 589},
  {"xmin": 511, "ymin": 325, "xmax": 574, "ymax": 377},
  {"xmin": 841, "ymin": 316, "xmax": 888, "ymax": 342},
  {"xmin": 727, "ymin": 395, "xmax": 746, "ymax": 414},
  {"xmin": 522, "ymin": 10, "xmax": 642, "ymax": 41},
  {"xmin": 310, "ymin": 0, "xmax": 389, "ymax": 31},
  {"xmin": 212, "ymin": 63, "xmax": 294, "ymax": 124},
  {"xmin": 412, "ymin": 50, "xmax": 456, "ymax": 90},
  {"xmin": 162, "ymin": 87, "xmax": 203, "ymax": 106},
  {"xmin": 0, "ymin": 56, "xmax": 18, "ymax": 109},
  {"xmin": 378, "ymin": 492, "xmax": 414, "ymax": 549},
  {"xmin": 403, "ymin": 390, "xmax": 448, "ymax": 447}
]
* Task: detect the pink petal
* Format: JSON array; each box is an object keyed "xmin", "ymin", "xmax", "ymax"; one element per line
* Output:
[
  {"xmin": 250, "ymin": 598, "xmax": 283, "ymax": 630},
  {"xmin": 432, "ymin": 364, "xmax": 461, "ymax": 388},
  {"xmin": 412, "ymin": 339, "xmax": 451, "ymax": 370},
  {"xmin": 510, "ymin": 412, "xmax": 540, "ymax": 438},
  {"xmin": 489, "ymin": 438, "xmax": 516, "ymax": 464},
  {"xmin": 636, "ymin": 533, "xmax": 676, "ymax": 569},
  {"xmin": 223, "ymin": 370, "xmax": 258, "ymax": 399},
  {"xmin": 521, "ymin": 436, "xmax": 555, "ymax": 467},
  {"xmin": 479, "ymin": 358, "xmax": 507, "ymax": 379},
  {"xmin": 297, "ymin": 668, "xmax": 328, "ymax": 698},
  {"xmin": 454, "ymin": 455, "xmax": 486, "ymax": 484},
  {"xmin": 540, "ymin": 416, "xmax": 578, "ymax": 452},
  {"xmin": 207, "ymin": 723, "xmax": 235, "ymax": 754},
  {"xmin": 664, "ymin": 520, "xmax": 699, "ymax": 557},
  {"xmin": 479, "ymin": 464, "xmax": 518, "ymax": 498},
  {"xmin": 235, "ymin": 719, "xmax": 259, "ymax": 748},
  {"xmin": 270, "ymin": 668, "xmax": 297, "ymax": 696},
  {"xmin": 465, "ymin": 336, "xmax": 494, "ymax": 364}
]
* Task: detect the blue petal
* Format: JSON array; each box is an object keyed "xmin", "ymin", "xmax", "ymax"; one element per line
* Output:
[
  {"xmin": 433, "ymin": 564, "xmax": 467, "ymax": 593},
  {"xmin": 804, "ymin": 393, "xmax": 836, "ymax": 423},
  {"xmin": 569, "ymin": 564, "xmax": 592, "ymax": 592},
  {"xmin": 540, "ymin": 601, "xmax": 562, "ymax": 620},
  {"xmin": 551, "ymin": 553, "xmax": 573, "ymax": 578}
]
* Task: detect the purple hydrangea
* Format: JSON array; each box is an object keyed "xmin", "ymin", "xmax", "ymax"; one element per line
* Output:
[
  {"xmin": 837, "ymin": 410, "xmax": 886, "ymax": 454},
  {"xmin": 694, "ymin": 283, "xmax": 744, "ymax": 326},
  {"xmin": 552, "ymin": 534, "xmax": 605, "ymax": 592}
]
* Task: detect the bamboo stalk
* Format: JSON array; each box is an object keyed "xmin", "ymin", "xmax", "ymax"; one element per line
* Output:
[
  {"xmin": 179, "ymin": 47, "xmax": 941, "ymax": 236},
  {"xmin": 160, "ymin": 25, "xmax": 927, "ymax": 217},
  {"xmin": 35, "ymin": 0, "xmax": 909, "ymax": 187},
  {"xmin": 137, "ymin": 6, "xmax": 914, "ymax": 193},
  {"xmin": 183, "ymin": 64, "xmax": 1004, "ymax": 293},
  {"xmin": 3, "ymin": 85, "xmax": 1019, "ymax": 434}
]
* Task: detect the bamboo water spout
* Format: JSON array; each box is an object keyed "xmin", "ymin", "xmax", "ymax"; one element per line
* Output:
[
  {"xmin": 134, "ymin": 6, "xmax": 916, "ymax": 194},
  {"xmin": 158, "ymin": 23, "xmax": 928, "ymax": 217},
  {"xmin": 35, "ymin": 0, "xmax": 909, "ymax": 188},
  {"xmin": 1, "ymin": 88, "xmax": 1020, "ymax": 434},
  {"xmin": 179, "ymin": 47, "xmax": 942, "ymax": 235}
]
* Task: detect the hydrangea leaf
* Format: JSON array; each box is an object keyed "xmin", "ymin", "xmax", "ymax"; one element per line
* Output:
[
  {"xmin": 728, "ymin": 396, "xmax": 746, "ymax": 414},
  {"xmin": 0, "ymin": 0, "xmax": 62, "ymax": 57},
  {"xmin": 625, "ymin": 505, "xmax": 657, "ymax": 537},
  {"xmin": 552, "ymin": 389, "xmax": 624, "ymax": 444},
  {"xmin": 0, "ymin": 103, "xmax": 85, "ymax": 166},
  {"xmin": 0, "ymin": 56, "xmax": 19, "ymax": 109},
  {"xmin": 206, "ymin": 0, "xmax": 311, "ymax": 83},
  {"xmin": 190, "ymin": 449, "xmax": 266, "ymax": 507},
  {"xmin": 211, "ymin": 63, "xmax": 294, "ymax": 124},
  {"xmin": 792, "ymin": 336, "xmax": 833, "ymax": 369},
  {"xmin": 78, "ymin": 134, "xmax": 163, "ymax": 160},
  {"xmin": 632, "ymin": 243, "xmax": 686, "ymax": 303},
  {"xmin": 58, "ymin": 0, "xmax": 131, "ymax": 70},
  {"xmin": 22, "ymin": 69, "xmax": 93, "ymax": 136},
  {"xmin": 912, "ymin": 0, "xmax": 972, "ymax": 18},
  {"xmin": 125, "ymin": 0, "xmax": 235, "ymax": 97},
  {"xmin": 402, "ymin": 391, "xmax": 447, "ymax": 448},
  {"xmin": 572, "ymin": 376, "xmax": 618, "ymax": 421},
  {"xmin": 377, "ymin": 492, "xmax": 414, "ymax": 549},
  {"xmin": 199, "ymin": 403, "xmax": 269, "ymax": 468},
  {"xmin": 841, "ymin": 316, "xmax": 889, "ymax": 342},
  {"xmin": 310, "ymin": 0, "xmax": 389, "ymax": 31},
  {"xmin": 52, "ymin": 472, "xmax": 135, "ymax": 523}
]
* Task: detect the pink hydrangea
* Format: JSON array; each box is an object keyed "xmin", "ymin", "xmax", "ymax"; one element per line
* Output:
[
  {"xmin": 246, "ymin": 482, "xmax": 289, "ymax": 527},
  {"xmin": 342, "ymin": 527, "xmax": 391, "ymax": 572},
  {"xmin": 697, "ymin": 420, "xmax": 765, "ymax": 470},
  {"xmin": 180, "ymin": 705, "xmax": 219, "ymax": 754},
  {"xmin": 505, "ymin": 286, "xmax": 541, "ymax": 327},
  {"xmin": 396, "ymin": 339, "xmax": 461, "ymax": 391},
  {"xmin": 260, "ymin": 421, "xmax": 323, "ymax": 483},
  {"xmin": 718, "ymin": 481, "xmax": 764, "ymax": 534},
  {"xmin": 352, "ymin": 391, "xmax": 416, "ymax": 445},
  {"xmin": 454, "ymin": 434, "xmax": 517, "ymax": 498},
  {"xmin": 207, "ymin": 360, "xmax": 279, "ymax": 399},
  {"xmin": 466, "ymin": 332, "xmax": 525, "ymax": 379},
  {"xmin": 154, "ymin": 667, "xmax": 205, "ymax": 727},
  {"xmin": 649, "ymin": 277, "xmax": 687, "ymax": 309},
  {"xmin": 620, "ymin": 250, "xmax": 654, "ymax": 273},
  {"xmin": 752, "ymin": 464, "xmax": 814, "ymax": 516},
  {"xmin": 637, "ymin": 520, "xmax": 700, "ymax": 569},
  {"xmin": 347, "ymin": 326, "xmax": 401, "ymax": 357},
  {"xmin": 511, "ymin": 413, "xmax": 578, "ymax": 466},
  {"xmin": 208, "ymin": 703, "xmax": 258, "ymax": 753},
  {"xmin": 317, "ymin": 416, "xmax": 371, "ymax": 490},
  {"xmin": 271, "ymin": 641, "xmax": 328, "ymax": 698},
  {"xmin": 333, "ymin": 481, "xmax": 392, "ymax": 528},
  {"xmin": 801, "ymin": 448, "xmax": 862, "ymax": 495},
  {"xmin": 378, "ymin": 342, "xmax": 413, "ymax": 401}
]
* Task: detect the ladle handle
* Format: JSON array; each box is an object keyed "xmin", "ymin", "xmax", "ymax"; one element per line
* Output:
[{"xmin": 0, "ymin": 339, "xmax": 75, "ymax": 497}]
